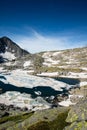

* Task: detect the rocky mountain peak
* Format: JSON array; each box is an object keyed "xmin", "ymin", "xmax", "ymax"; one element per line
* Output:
[{"xmin": 0, "ymin": 36, "xmax": 29, "ymax": 62}]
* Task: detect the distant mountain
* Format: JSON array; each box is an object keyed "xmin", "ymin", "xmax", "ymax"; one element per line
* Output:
[
  {"xmin": 0, "ymin": 36, "xmax": 29, "ymax": 62},
  {"xmin": 0, "ymin": 36, "xmax": 87, "ymax": 78},
  {"xmin": 35, "ymin": 47, "xmax": 87, "ymax": 75},
  {"xmin": 41, "ymin": 47, "xmax": 87, "ymax": 69}
]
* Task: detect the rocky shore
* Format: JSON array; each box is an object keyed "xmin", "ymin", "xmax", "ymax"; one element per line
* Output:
[
  {"xmin": 0, "ymin": 103, "xmax": 28, "ymax": 118},
  {"xmin": 0, "ymin": 97, "xmax": 87, "ymax": 130},
  {"xmin": 64, "ymin": 97, "xmax": 87, "ymax": 130}
]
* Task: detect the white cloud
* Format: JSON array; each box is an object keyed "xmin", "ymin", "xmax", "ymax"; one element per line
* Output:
[{"xmin": 12, "ymin": 30, "xmax": 87, "ymax": 53}]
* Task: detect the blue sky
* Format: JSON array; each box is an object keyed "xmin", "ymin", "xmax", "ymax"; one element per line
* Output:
[{"xmin": 0, "ymin": 0, "xmax": 87, "ymax": 53}]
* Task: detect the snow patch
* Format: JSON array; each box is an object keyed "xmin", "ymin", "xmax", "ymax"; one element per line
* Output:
[
  {"xmin": 0, "ymin": 67, "xmax": 4, "ymax": 71},
  {"xmin": 23, "ymin": 61, "xmax": 31, "ymax": 67},
  {"xmin": 59, "ymin": 100, "xmax": 75, "ymax": 107},
  {"xmin": 80, "ymin": 81, "xmax": 87, "ymax": 86},
  {"xmin": 37, "ymin": 72, "xmax": 59, "ymax": 77},
  {"xmin": 42, "ymin": 52, "xmax": 52, "ymax": 58},
  {"xmin": 61, "ymin": 72, "xmax": 87, "ymax": 78},
  {"xmin": 0, "ymin": 91, "xmax": 50, "ymax": 110},
  {"xmin": 0, "ymin": 52, "xmax": 16, "ymax": 60},
  {"xmin": 81, "ymin": 67, "xmax": 87, "ymax": 71},
  {"xmin": 52, "ymin": 51, "xmax": 61, "ymax": 56}
]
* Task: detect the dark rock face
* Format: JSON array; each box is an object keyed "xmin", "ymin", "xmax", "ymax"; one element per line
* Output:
[
  {"xmin": 0, "ymin": 36, "xmax": 29, "ymax": 58},
  {"xmin": 0, "ymin": 56, "xmax": 5, "ymax": 63}
]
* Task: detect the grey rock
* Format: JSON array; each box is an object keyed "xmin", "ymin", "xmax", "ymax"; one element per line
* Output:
[
  {"xmin": 64, "ymin": 97, "xmax": 87, "ymax": 130},
  {"xmin": 0, "ymin": 36, "xmax": 29, "ymax": 61}
]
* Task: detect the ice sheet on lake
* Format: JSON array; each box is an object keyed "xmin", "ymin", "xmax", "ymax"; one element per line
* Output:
[{"xmin": 2, "ymin": 69, "xmax": 69, "ymax": 91}]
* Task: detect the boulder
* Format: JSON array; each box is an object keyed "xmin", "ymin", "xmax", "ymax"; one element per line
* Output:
[
  {"xmin": 64, "ymin": 97, "xmax": 87, "ymax": 130},
  {"xmin": 64, "ymin": 121, "xmax": 87, "ymax": 130},
  {"xmin": 0, "ymin": 107, "xmax": 69, "ymax": 130}
]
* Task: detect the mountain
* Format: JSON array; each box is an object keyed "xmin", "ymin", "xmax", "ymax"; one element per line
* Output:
[
  {"xmin": 36, "ymin": 47, "xmax": 87, "ymax": 76},
  {"xmin": 0, "ymin": 36, "xmax": 87, "ymax": 80},
  {"xmin": 0, "ymin": 37, "xmax": 87, "ymax": 130},
  {"xmin": 0, "ymin": 36, "xmax": 29, "ymax": 62},
  {"xmin": 0, "ymin": 37, "xmax": 87, "ymax": 79}
]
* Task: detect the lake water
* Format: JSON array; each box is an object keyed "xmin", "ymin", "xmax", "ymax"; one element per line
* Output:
[
  {"xmin": 54, "ymin": 77, "xmax": 80, "ymax": 85},
  {"xmin": 0, "ymin": 76, "xmax": 80, "ymax": 98}
]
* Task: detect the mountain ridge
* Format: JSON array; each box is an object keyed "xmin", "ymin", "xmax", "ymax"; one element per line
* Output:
[
  {"xmin": 0, "ymin": 36, "xmax": 29, "ymax": 62},
  {"xmin": 0, "ymin": 36, "xmax": 87, "ymax": 77}
]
